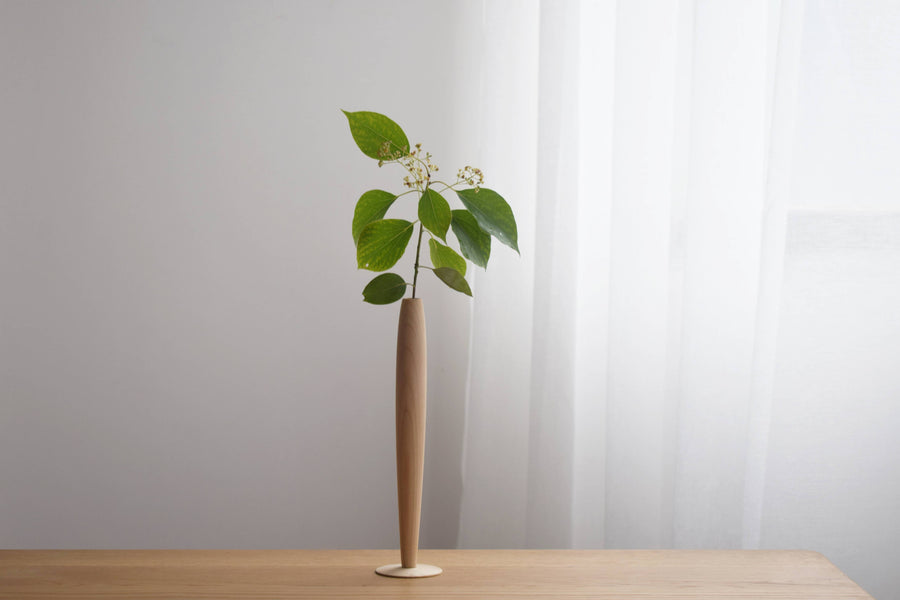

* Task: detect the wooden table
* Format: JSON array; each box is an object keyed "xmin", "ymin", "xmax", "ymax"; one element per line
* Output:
[{"xmin": 0, "ymin": 549, "xmax": 873, "ymax": 599}]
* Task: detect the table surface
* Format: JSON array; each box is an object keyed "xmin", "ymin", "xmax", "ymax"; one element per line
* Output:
[{"xmin": 0, "ymin": 549, "xmax": 873, "ymax": 599}]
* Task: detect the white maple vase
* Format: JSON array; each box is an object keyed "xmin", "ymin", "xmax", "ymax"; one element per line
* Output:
[{"xmin": 375, "ymin": 298, "xmax": 443, "ymax": 578}]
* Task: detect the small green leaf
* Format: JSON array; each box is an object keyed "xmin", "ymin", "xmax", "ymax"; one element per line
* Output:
[
  {"xmin": 352, "ymin": 190, "xmax": 397, "ymax": 245},
  {"xmin": 362, "ymin": 273, "xmax": 408, "ymax": 304},
  {"xmin": 455, "ymin": 188, "xmax": 518, "ymax": 253},
  {"xmin": 450, "ymin": 209, "xmax": 491, "ymax": 268},
  {"xmin": 357, "ymin": 219, "xmax": 414, "ymax": 271},
  {"xmin": 429, "ymin": 239, "xmax": 466, "ymax": 277},
  {"xmin": 418, "ymin": 188, "xmax": 451, "ymax": 241},
  {"xmin": 342, "ymin": 110, "xmax": 410, "ymax": 160},
  {"xmin": 433, "ymin": 266, "xmax": 472, "ymax": 296}
]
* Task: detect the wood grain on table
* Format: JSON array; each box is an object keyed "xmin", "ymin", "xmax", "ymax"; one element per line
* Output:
[{"xmin": 0, "ymin": 549, "xmax": 873, "ymax": 599}]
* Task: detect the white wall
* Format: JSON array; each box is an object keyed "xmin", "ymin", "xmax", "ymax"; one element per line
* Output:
[{"xmin": 0, "ymin": 0, "xmax": 481, "ymax": 549}]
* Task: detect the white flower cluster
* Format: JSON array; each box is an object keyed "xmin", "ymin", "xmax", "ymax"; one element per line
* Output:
[
  {"xmin": 376, "ymin": 141, "xmax": 404, "ymax": 166},
  {"xmin": 456, "ymin": 165, "xmax": 484, "ymax": 190},
  {"xmin": 378, "ymin": 141, "xmax": 440, "ymax": 190},
  {"xmin": 399, "ymin": 143, "xmax": 439, "ymax": 189},
  {"xmin": 376, "ymin": 140, "xmax": 484, "ymax": 192}
]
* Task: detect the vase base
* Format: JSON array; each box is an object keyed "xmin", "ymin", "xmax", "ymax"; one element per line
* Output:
[{"xmin": 375, "ymin": 563, "xmax": 443, "ymax": 578}]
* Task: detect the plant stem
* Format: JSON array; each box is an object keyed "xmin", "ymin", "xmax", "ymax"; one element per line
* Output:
[{"xmin": 411, "ymin": 221, "xmax": 424, "ymax": 299}]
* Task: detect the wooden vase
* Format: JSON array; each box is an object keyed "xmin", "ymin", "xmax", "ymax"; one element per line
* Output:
[{"xmin": 375, "ymin": 298, "xmax": 442, "ymax": 578}]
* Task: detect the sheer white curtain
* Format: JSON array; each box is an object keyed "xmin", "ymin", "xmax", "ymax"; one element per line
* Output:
[{"xmin": 457, "ymin": 1, "xmax": 900, "ymax": 598}]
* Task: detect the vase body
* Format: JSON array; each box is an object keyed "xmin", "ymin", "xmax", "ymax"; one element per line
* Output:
[
  {"xmin": 376, "ymin": 298, "xmax": 441, "ymax": 578},
  {"xmin": 395, "ymin": 298, "xmax": 427, "ymax": 567}
]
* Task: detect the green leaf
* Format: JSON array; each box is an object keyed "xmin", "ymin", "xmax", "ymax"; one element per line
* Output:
[
  {"xmin": 418, "ymin": 188, "xmax": 451, "ymax": 241},
  {"xmin": 429, "ymin": 239, "xmax": 466, "ymax": 277},
  {"xmin": 342, "ymin": 110, "xmax": 410, "ymax": 160},
  {"xmin": 450, "ymin": 209, "xmax": 491, "ymax": 268},
  {"xmin": 433, "ymin": 267, "xmax": 472, "ymax": 297},
  {"xmin": 455, "ymin": 188, "xmax": 519, "ymax": 253},
  {"xmin": 352, "ymin": 190, "xmax": 397, "ymax": 245},
  {"xmin": 356, "ymin": 219, "xmax": 414, "ymax": 272},
  {"xmin": 362, "ymin": 273, "xmax": 408, "ymax": 305}
]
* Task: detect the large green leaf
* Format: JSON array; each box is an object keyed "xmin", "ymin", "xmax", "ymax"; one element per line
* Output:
[
  {"xmin": 418, "ymin": 188, "xmax": 451, "ymax": 241},
  {"xmin": 433, "ymin": 267, "xmax": 472, "ymax": 297},
  {"xmin": 450, "ymin": 209, "xmax": 491, "ymax": 268},
  {"xmin": 352, "ymin": 190, "xmax": 397, "ymax": 245},
  {"xmin": 342, "ymin": 110, "xmax": 410, "ymax": 160},
  {"xmin": 455, "ymin": 188, "xmax": 518, "ymax": 253},
  {"xmin": 362, "ymin": 273, "xmax": 408, "ymax": 304},
  {"xmin": 356, "ymin": 219, "xmax": 414, "ymax": 271},
  {"xmin": 429, "ymin": 239, "xmax": 466, "ymax": 277}
]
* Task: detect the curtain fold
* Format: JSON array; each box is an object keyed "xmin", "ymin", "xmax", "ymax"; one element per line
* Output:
[{"xmin": 459, "ymin": 1, "xmax": 900, "ymax": 597}]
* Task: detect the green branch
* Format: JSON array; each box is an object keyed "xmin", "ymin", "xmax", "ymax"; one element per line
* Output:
[
  {"xmin": 411, "ymin": 221, "xmax": 425, "ymax": 299},
  {"xmin": 345, "ymin": 109, "xmax": 516, "ymax": 305}
]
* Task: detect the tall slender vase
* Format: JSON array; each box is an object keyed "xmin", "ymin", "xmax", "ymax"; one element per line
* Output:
[{"xmin": 375, "ymin": 298, "xmax": 442, "ymax": 578}]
